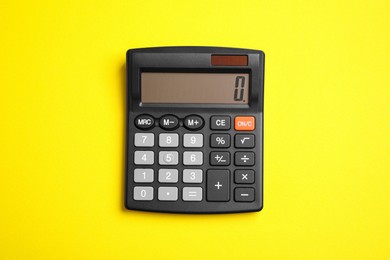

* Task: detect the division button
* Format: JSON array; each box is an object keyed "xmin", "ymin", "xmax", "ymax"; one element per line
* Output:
[
  {"xmin": 235, "ymin": 134, "xmax": 255, "ymax": 148},
  {"xmin": 134, "ymin": 114, "xmax": 154, "ymax": 130},
  {"xmin": 158, "ymin": 187, "xmax": 178, "ymax": 201},
  {"xmin": 234, "ymin": 188, "xmax": 255, "ymax": 202},
  {"xmin": 133, "ymin": 186, "xmax": 153, "ymax": 201},
  {"xmin": 184, "ymin": 115, "xmax": 204, "ymax": 130},
  {"xmin": 210, "ymin": 134, "xmax": 230, "ymax": 148},
  {"xmin": 159, "ymin": 115, "xmax": 179, "ymax": 130},
  {"xmin": 207, "ymin": 170, "xmax": 230, "ymax": 202},
  {"xmin": 134, "ymin": 168, "xmax": 154, "ymax": 183},
  {"xmin": 234, "ymin": 116, "xmax": 255, "ymax": 131},
  {"xmin": 234, "ymin": 170, "xmax": 255, "ymax": 184},
  {"xmin": 183, "ymin": 187, "xmax": 203, "ymax": 201},
  {"xmin": 234, "ymin": 152, "xmax": 255, "ymax": 166},
  {"xmin": 210, "ymin": 151, "xmax": 230, "ymax": 166},
  {"xmin": 210, "ymin": 116, "xmax": 231, "ymax": 130}
]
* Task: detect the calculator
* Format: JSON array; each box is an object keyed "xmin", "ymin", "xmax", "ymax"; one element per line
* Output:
[{"xmin": 125, "ymin": 47, "xmax": 264, "ymax": 213}]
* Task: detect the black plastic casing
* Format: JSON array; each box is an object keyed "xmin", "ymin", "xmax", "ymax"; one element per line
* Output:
[{"xmin": 125, "ymin": 47, "xmax": 265, "ymax": 213}]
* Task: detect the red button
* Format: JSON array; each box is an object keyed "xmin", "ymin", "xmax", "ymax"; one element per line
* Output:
[{"xmin": 234, "ymin": 116, "xmax": 255, "ymax": 131}]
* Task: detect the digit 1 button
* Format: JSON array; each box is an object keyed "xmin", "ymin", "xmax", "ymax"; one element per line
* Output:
[
  {"xmin": 159, "ymin": 115, "xmax": 179, "ymax": 130},
  {"xmin": 184, "ymin": 115, "xmax": 204, "ymax": 130},
  {"xmin": 135, "ymin": 114, "xmax": 154, "ymax": 130}
]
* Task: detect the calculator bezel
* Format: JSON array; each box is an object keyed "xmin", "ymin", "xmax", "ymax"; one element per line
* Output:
[{"xmin": 125, "ymin": 47, "xmax": 264, "ymax": 213}]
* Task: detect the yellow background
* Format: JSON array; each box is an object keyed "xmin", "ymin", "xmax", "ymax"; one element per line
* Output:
[{"xmin": 0, "ymin": 0, "xmax": 389, "ymax": 259}]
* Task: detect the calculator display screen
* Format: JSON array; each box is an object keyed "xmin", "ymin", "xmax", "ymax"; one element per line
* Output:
[{"xmin": 141, "ymin": 73, "xmax": 249, "ymax": 104}]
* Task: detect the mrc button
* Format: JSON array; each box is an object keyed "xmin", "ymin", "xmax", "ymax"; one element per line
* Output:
[
  {"xmin": 210, "ymin": 116, "xmax": 230, "ymax": 130},
  {"xmin": 135, "ymin": 114, "xmax": 154, "ymax": 130},
  {"xmin": 159, "ymin": 115, "xmax": 179, "ymax": 130},
  {"xmin": 234, "ymin": 116, "xmax": 255, "ymax": 131}
]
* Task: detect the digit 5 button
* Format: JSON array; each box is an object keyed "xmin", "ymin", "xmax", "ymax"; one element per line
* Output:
[{"xmin": 234, "ymin": 116, "xmax": 255, "ymax": 131}]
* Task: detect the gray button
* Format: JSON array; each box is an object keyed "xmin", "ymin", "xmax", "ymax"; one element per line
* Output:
[
  {"xmin": 158, "ymin": 169, "xmax": 178, "ymax": 183},
  {"xmin": 159, "ymin": 133, "xmax": 179, "ymax": 147},
  {"xmin": 183, "ymin": 169, "xmax": 203, "ymax": 183},
  {"xmin": 159, "ymin": 151, "xmax": 179, "ymax": 165},
  {"xmin": 134, "ymin": 168, "xmax": 154, "ymax": 183},
  {"xmin": 235, "ymin": 134, "xmax": 255, "ymax": 148},
  {"xmin": 183, "ymin": 134, "xmax": 203, "ymax": 147},
  {"xmin": 134, "ymin": 151, "xmax": 154, "ymax": 165},
  {"xmin": 133, "ymin": 186, "xmax": 153, "ymax": 201},
  {"xmin": 158, "ymin": 187, "xmax": 178, "ymax": 201},
  {"xmin": 134, "ymin": 133, "xmax": 154, "ymax": 147},
  {"xmin": 183, "ymin": 187, "xmax": 202, "ymax": 201},
  {"xmin": 183, "ymin": 151, "xmax": 203, "ymax": 165}
]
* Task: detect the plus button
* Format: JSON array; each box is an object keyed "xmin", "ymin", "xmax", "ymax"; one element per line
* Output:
[{"xmin": 214, "ymin": 182, "xmax": 222, "ymax": 189}]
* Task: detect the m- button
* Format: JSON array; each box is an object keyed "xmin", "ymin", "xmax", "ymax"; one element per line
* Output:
[{"xmin": 234, "ymin": 116, "xmax": 255, "ymax": 131}]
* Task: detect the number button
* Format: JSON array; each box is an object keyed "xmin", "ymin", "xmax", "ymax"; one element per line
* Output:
[
  {"xmin": 134, "ymin": 151, "xmax": 154, "ymax": 165},
  {"xmin": 133, "ymin": 187, "xmax": 153, "ymax": 201},
  {"xmin": 158, "ymin": 169, "xmax": 178, "ymax": 183},
  {"xmin": 134, "ymin": 169, "xmax": 154, "ymax": 183},
  {"xmin": 183, "ymin": 151, "xmax": 203, "ymax": 165},
  {"xmin": 235, "ymin": 134, "xmax": 255, "ymax": 148},
  {"xmin": 183, "ymin": 134, "xmax": 203, "ymax": 148},
  {"xmin": 159, "ymin": 151, "xmax": 179, "ymax": 165},
  {"xmin": 210, "ymin": 134, "xmax": 230, "ymax": 148},
  {"xmin": 134, "ymin": 133, "xmax": 154, "ymax": 147},
  {"xmin": 184, "ymin": 115, "xmax": 204, "ymax": 130},
  {"xmin": 210, "ymin": 151, "xmax": 230, "ymax": 166},
  {"xmin": 159, "ymin": 133, "xmax": 179, "ymax": 147},
  {"xmin": 183, "ymin": 169, "xmax": 203, "ymax": 183}
]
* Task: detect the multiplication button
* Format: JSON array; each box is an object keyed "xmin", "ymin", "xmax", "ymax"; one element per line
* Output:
[{"xmin": 234, "ymin": 170, "xmax": 255, "ymax": 184}]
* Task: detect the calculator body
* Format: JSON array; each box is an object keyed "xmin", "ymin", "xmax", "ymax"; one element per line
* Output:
[{"xmin": 125, "ymin": 47, "xmax": 264, "ymax": 213}]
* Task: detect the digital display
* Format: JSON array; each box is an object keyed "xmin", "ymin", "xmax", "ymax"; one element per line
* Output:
[{"xmin": 141, "ymin": 73, "xmax": 249, "ymax": 104}]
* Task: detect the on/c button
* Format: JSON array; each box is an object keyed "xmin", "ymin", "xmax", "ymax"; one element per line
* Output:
[{"xmin": 234, "ymin": 116, "xmax": 255, "ymax": 131}]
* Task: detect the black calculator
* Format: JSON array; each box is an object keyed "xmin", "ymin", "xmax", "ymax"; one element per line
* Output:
[{"xmin": 125, "ymin": 47, "xmax": 264, "ymax": 213}]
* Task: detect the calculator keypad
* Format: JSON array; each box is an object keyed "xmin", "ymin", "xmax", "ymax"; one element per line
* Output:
[{"xmin": 130, "ymin": 114, "xmax": 258, "ymax": 210}]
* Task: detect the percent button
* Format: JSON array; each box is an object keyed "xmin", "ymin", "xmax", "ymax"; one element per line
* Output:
[{"xmin": 210, "ymin": 134, "xmax": 230, "ymax": 148}]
